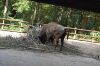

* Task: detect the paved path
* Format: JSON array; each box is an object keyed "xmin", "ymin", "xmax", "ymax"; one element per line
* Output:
[{"xmin": 0, "ymin": 49, "xmax": 100, "ymax": 66}]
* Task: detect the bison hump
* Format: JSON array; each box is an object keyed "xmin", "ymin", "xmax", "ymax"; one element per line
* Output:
[{"xmin": 56, "ymin": 24, "xmax": 65, "ymax": 31}]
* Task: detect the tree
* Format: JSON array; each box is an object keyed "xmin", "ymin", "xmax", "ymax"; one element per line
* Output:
[{"xmin": 3, "ymin": 0, "xmax": 8, "ymax": 18}]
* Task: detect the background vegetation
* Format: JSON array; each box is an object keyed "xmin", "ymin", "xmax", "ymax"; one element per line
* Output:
[{"xmin": 0, "ymin": 0, "xmax": 100, "ymax": 42}]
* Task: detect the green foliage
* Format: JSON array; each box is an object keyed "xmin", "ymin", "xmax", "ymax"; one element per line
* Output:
[
  {"xmin": 0, "ymin": 0, "xmax": 4, "ymax": 17},
  {"xmin": 77, "ymin": 34, "xmax": 92, "ymax": 41},
  {"xmin": 91, "ymin": 32, "xmax": 100, "ymax": 42},
  {"xmin": 70, "ymin": 10, "xmax": 82, "ymax": 28},
  {"xmin": 12, "ymin": 0, "xmax": 31, "ymax": 13},
  {"xmin": 0, "ymin": 0, "xmax": 100, "ymax": 43}
]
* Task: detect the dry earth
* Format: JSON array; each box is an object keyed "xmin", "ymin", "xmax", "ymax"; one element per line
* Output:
[
  {"xmin": 0, "ymin": 49, "xmax": 100, "ymax": 66},
  {"xmin": 0, "ymin": 30, "xmax": 100, "ymax": 66}
]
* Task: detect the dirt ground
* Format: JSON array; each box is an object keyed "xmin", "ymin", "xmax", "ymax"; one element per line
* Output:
[
  {"xmin": 0, "ymin": 30, "xmax": 100, "ymax": 66},
  {"xmin": 64, "ymin": 39, "xmax": 100, "ymax": 59},
  {"xmin": 0, "ymin": 49, "xmax": 100, "ymax": 66},
  {"xmin": 0, "ymin": 39, "xmax": 100, "ymax": 66}
]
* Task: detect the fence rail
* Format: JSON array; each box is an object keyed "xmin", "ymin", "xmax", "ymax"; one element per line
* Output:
[
  {"xmin": 0, "ymin": 18, "xmax": 29, "ymax": 23},
  {"xmin": 65, "ymin": 27, "xmax": 99, "ymax": 32},
  {"xmin": 0, "ymin": 18, "xmax": 30, "ymax": 32},
  {"xmin": 65, "ymin": 27, "xmax": 100, "ymax": 43}
]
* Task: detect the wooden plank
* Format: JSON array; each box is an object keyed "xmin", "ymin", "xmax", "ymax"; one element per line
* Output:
[
  {"xmin": 0, "ymin": 18, "xmax": 29, "ymax": 23},
  {"xmin": 65, "ymin": 27, "xmax": 100, "ymax": 32}
]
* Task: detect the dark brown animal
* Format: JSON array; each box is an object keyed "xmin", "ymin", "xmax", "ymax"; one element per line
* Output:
[{"xmin": 39, "ymin": 22, "xmax": 69, "ymax": 51}]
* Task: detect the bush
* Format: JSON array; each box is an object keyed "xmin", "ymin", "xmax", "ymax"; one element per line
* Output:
[{"xmin": 91, "ymin": 31, "xmax": 100, "ymax": 42}]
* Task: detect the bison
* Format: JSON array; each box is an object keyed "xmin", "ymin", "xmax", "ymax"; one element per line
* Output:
[{"xmin": 39, "ymin": 22, "xmax": 70, "ymax": 51}]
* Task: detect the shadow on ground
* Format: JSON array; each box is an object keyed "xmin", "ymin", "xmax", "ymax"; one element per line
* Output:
[{"xmin": 0, "ymin": 36, "xmax": 100, "ymax": 60}]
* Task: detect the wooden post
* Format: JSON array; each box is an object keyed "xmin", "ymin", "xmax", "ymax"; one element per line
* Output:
[
  {"xmin": 19, "ymin": 22, "xmax": 22, "ymax": 32},
  {"xmin": 91, "ymin": 31, "xmax": 95, "ymax": 42},
  {"xmin": 31, "ymin": 2, "xmax": 37, "ymax": 25},
  {"xmin": 73, "ymin": 27, "xmax": 77, "ymax": 39},
  {"xmin": 1, "ymin": 20, "xmax": 4, "ymax": 29}
]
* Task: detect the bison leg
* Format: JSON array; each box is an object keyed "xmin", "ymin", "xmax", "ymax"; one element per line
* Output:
[
  {"xmin": 60, "ymin": 36, "xmax": 65, "ymax": 51},
  {"xmin": 38, "ymin": 33, "xmax": 47, "ymax": 44},
  {"xmin": 54, "ymin": 38, "xmax": 59, "ymax": 50},
  {"xmin": 49, "ymin": 37, "xmax": 54, "ymax": 45}
]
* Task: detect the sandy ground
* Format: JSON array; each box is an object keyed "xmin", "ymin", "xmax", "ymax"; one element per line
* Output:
[
  {"xmin": 65, "ymin": 39, "xmax": 100, "ymax": 57},
  {"xmin": 0, "ymin": 30, "xmax": 26, "ymax": 38},
  {"xmin": 0, "ymin": 49, "xmax": 100, "ymax": 66},
  {"xmin": 0, "ymin": 30, "xmax": 100, "ymax": 66}
]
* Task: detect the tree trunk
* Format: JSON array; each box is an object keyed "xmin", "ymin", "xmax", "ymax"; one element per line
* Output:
[
  {"xmin": 3, "ymin": 0, "xmax": 8, "ymax": 17},
  {"xmin": 31, "ymin": 2, "xmax": 37, "ymax": 25},
  {"xmin": 2, "ymin": 0, "xmax": 8, "ymax": 29}
]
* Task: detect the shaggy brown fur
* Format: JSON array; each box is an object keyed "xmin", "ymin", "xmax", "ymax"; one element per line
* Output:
[{"xmin": 39, "ymin": 22, "xmax": 70, "ymax": 51}]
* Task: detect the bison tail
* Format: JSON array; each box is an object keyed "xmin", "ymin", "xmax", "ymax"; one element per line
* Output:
[{"xmin": 64, "ymin": 28, "xmax": 70, "ymax": 40}]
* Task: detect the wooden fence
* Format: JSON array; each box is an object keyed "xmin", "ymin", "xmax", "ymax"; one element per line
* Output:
[
  {"xmin": 65, "ymin": 27, "xmax": 100, "ymax": 43},
  {"xmin": 0, "ymin": 18, "xmax": 100, "ymax": 43},
  {"xmin": 0, "ymin": 18, "xmax": 30, "ymax": 32}
]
